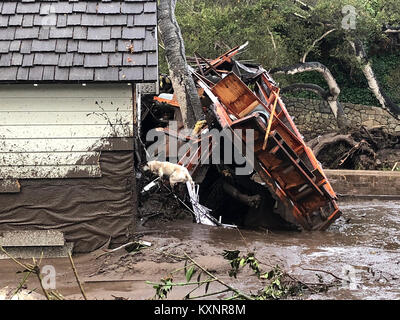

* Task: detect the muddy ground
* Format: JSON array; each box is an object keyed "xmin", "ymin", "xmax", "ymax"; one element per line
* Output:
[{"xmin": 0, "ymin": 199, "xmax": 399, "ymax": 300}]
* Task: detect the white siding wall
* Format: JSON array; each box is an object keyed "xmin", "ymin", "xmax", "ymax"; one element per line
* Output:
[{"xmin": 0, "ymin": 84, "xmax": 134, "ymax": 181}]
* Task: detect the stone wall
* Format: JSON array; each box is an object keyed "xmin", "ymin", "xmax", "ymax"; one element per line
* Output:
[{"xmin": 282, "ymin": 97, "xmax": 400, "ymax": 140}]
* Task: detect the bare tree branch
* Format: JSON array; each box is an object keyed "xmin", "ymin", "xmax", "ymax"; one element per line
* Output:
[
  {"xmin": 267, "ymin": 26, "xmax": 278, "ymax": 65},
  {"xmin": 293, "ymin": 0, "xmax": 314, "ymax": 11},
  {"xmin": 349, "ymin": 39, "xmax": 400, "ymax": 120},
  {"xmin": 281, "ymin": 83, "xmax": 330, "ymax": 100},
  {"xmin": 270, "ymin": 62, "xmax": 343, "ymax": 119},
  {"xmin": 301, "ymin": 29, "xmax": 336, "ymax": 63},
  {"xmin": 384, "ymin": 25, "xmax": 400, "ymax": 33}
]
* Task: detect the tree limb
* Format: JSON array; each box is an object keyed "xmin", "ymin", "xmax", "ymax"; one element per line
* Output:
[
  {"xmin": 281, "ymin": 83, "xmax": 330, "ymax": 100},
  {"xmin": 270, "ymin": 62, "xmax": 347, "ymax": 127},
  {"xmin": 384, "ymin": 25, "xmax": 400, "ymax": 33},
  {"xmin": 293, "ymin": 0, "xmax": 314, "ymax": 11},
  {"xmin": 301, "ymin": 29, "xmax": 336, "ymax": 63},
  {"xmin": 267, "ymin": 26, "xmax": 278, "ymax": 65},
  {"xmin": 222, "ymin": 182, "xmax": 262, "ymax": 208},
  {"xmin": 349, "ymin": 39, "xmax": 400, "ymax": 120},
  {"xmin": 309, "ymin": 134, "xmax": 356, "ymax": 157}
]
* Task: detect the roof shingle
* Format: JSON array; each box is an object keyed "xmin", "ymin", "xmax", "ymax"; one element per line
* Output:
[{"xmin": 0, "ymin": 0, "xmax": 158, "ymax": 82}]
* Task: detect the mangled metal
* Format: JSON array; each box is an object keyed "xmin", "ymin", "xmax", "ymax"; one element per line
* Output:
[{"xmin": 149, "ymin": 44, "xmax": 342, "ymax": 231}]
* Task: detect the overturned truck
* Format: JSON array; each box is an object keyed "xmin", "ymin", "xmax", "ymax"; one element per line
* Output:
[{"xmin": 146, "ymin": 45, "xmax": 341, "ymax": 231}]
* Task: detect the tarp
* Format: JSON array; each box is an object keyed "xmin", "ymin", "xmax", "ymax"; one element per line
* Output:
[{"xmin": 0, "ymin": 152, "xmax": 136, "ymax": 253}]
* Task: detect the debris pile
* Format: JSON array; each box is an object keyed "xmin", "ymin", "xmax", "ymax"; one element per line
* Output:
[
  {"xmin": 139, "ymin": 44, "xmax": 342, "ymax": 231},
  {"xmin": 307, "ymin": 127, "xmax": 400, "ymax": 171}
]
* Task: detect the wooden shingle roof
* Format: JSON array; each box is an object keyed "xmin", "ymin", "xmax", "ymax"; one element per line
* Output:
[{"xmin": 0, "ymin": 0, "xmax": 158, "ymax": 82}]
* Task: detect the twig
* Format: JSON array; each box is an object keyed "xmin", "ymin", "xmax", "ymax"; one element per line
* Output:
[
  {"xmin": 0, "ymin": 246, "xmax": 50, "ymax": 300},
  {"xmin": 49, "ymin": 291, "xmax": 65, "ymax": 300},
  {"xmin": 300, "ymin": 267, "xmax": 344, "ymax": 281},
  {"xmin": 68, "ymin": 252, "xmax": 87, "ymax": 300},
  {"xmin": 234, "ymin": 226, "xmax": 250, "ymax": 250},
  {"xmin": 170, "ymin": 263, "xmax": 196, "ymax": 275},
  {"xmin": 188, "ymin": 289, "xmax": 231, "ymax": 300},
  {"xmin": 0, "ymin": 245, "xmax": 32, "ymax": 270},
  {"xmin": 283, "ymin": 272, "xmax": 320, "ymax": 294},
  {"xmin": 34, "ymin": 268, "xmax": 50, "ymax": 300},
  {"xmin": 12, "ymin": 270, "xmax": 33, "ymax": 299},
  {"xmin": 147, "ymin": 279, "xmax": 216, "ymax": 287},
  {"xmin": 182, "ymin": 251, "xmax": 254, "ymax": 300},
  {"xmin": 96, "ymin": 241, "xmax": 151, "ymax": 259}
]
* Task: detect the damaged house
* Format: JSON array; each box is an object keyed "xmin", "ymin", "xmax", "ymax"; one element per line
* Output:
[{"xmin": 0, "ymin": 0, "xmax": 158, "ymax": 253}]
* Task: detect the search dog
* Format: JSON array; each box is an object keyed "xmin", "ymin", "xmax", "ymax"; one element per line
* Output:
[{"xmin": 143, "ymin": 160, "xmax": 194, "ymax": 187}]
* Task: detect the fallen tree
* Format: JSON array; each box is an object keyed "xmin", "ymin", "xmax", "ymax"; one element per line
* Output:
[{"xmin": 307, "ymin": 127, "xmax": 400, "ymax": 170}]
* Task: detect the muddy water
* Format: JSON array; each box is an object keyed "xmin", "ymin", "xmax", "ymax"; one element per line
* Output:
[
  {"xmin": 0, "ymin": 200, "xmax": 399, "ymax": 300},
  {"xmin": 148, "ymin": 200, "xmax": 400, "ymax": 300}
]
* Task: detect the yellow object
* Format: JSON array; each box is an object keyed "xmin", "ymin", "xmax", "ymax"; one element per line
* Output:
[
  {"xmin": 262, "ymin": 89, "xmax": 280, "ymax": 151},
  {"xmin": 192, "ymin": 120, "xmax": 207, "ymax": 136}
]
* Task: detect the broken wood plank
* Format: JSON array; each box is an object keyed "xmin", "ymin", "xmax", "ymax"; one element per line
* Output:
[
  {"xmin": 0, "ymin": 124, "xmax": 133, "ymax": 139},
  {"xmin": 0, "ymin": 111, "xmax": 133, "ymax": 126},
  {"xmin": 0, "ymin": 230, "xmax": 65, "ymax": 247},
  {"xmin": 0, "ymin": 179, "xmax": 20, "ymax": 193},
  {"xmin": 0, "ymin": 137, "xmax": 133, "ymax": 152},
  {"xmin": 0, "ymin": 165, "xmax": 102, "ymax": 179},
  {"xmin": 0, "ymin": 152, "xmax": 100, "ymax": 166}
]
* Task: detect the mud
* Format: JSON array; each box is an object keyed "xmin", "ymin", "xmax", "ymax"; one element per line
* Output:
[{"xmin": 0, "ymin": 199, "xmax": 399, "ymax": 300}]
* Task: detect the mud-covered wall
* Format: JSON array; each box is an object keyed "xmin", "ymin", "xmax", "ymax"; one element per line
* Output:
[
  {"xmin": 325, "ymin": 169, "xmax": 400, "ymax": 196},
  {"xmin": 282, "ymin": 97, "xmax": 400, "ymax": 140},
  {"xmin": 0, "ymin": 83, "xmax": 137, "ymax": 253},
  {"xmin": 0, "ymin": 84, "xmax": 134, "ymax": 182},
  {"xmin": 0, "ymin": 151, "xmax": 136, "ymax": 253}
]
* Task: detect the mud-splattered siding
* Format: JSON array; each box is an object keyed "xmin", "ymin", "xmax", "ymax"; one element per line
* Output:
[
  {"xmin": 0, "ymin": 84, "xmax": 134, "ymax": 183},
  {"xmin": 0, "ymin": 151, "xmax": 137, "ymax": 252}
]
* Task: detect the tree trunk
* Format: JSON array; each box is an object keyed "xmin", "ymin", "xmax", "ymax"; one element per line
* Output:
[
  {"xmin": 158, "ymin": 0, "xmax": 202, "ymax": 129},
  {"xmin": 349, "ymin": 39, "xmax": 400, "ymax": 120},
  {"xmin": 222, "ymin": 182, "xmax": 262, "ymax": 209},
  {"xmin": 270, "ymin": 62, "xmax": 348, "ymax": 129}
]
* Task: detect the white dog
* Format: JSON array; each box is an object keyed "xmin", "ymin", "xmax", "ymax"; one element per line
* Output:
[{"xmin": 143, "ymin": 160, "xmax": 194, "ymax": 187}]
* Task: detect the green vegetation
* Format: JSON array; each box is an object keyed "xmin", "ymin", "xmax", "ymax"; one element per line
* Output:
[
  {"xmin": 147, "ymin": 250, "xmax": 337, "ymax": 300},
  {"xmin": 159, "ymin": 0, "xmax": 400, "ymax": 106}
]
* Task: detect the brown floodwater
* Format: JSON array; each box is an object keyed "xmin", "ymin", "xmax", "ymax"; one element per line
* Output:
[
  {"xmin": 0, "ymin": 199, "xmax": 399, "ymax": 300},
  {"xmin": 144, "ymin": 199, "xmax": 400, "ymax": 300}
]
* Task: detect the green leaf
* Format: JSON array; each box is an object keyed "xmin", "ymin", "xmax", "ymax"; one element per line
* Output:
[
  {"xmin": 205, "ymin": 281, "xmax": 210, "ymax": 294},
  {"xmin": 222, "ymin": 250, "xmax": 240, "ymax": 260},
  {"xmin": 184, "ymin": 260, "xmax": 187, "ymax": 276},
  {"xmin": 186, "ymin": 266, "xmax": 195, "ymax": 282}
]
